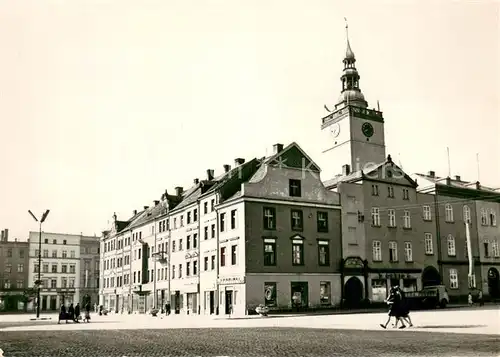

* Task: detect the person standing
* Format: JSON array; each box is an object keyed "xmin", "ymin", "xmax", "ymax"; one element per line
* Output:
[
  {"xmin": 468, "ymin": 292, "xmax": 473, "ymax": 307},
  {"xmin": 74, "ymin": 303, "xmax": 81, "ymax": 323},
  {"xmin": 478, "ymin": 290, "xmax": 484, "ymax": 306},
  {"xmin": 58, "ymin": 304, "xmax": 67, "ymax": 324},
  {"xmin": 68, "ymin": 303, "xmax": 75, "ymax": 322},
  {"xmin": 84, "ymin": 302, "xmax": 91, "ymax": 323}
]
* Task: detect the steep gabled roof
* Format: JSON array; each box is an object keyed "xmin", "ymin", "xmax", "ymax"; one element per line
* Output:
[{"xmin": 265, "ymin": 142, "xmax": 321, "ymax": 172}]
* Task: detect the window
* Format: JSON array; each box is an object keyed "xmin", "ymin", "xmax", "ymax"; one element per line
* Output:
[
  {"xmin": 4, "ymin": 280, "xmax": 11, "ymax": 289},
  {"xmin": 389, "ymin": 241, "xmax": 398, "ymax": 262},
  {"xmin": 52, "ymin": 250, "xmax": 57, "ymax": 258},
  {"xmin": 481, "ymin": 208, "xmax": 488, "ymax": 225},
  {"xmin": 447, "ymin": 235, "xmax": 456, "ymax": 256},
  {"xmin": 423, "ymin": 205, "xmax": 432, "ymax": 221},
  {"xmin": 51, "ymin": 264, "xmax": 58, "ymax": 273},
  {"xmin": 62, "ymin": 265, "xmax": 67, "ymax": 273},
  {"xmin": 52, "ymin": 239, "xmax": 57, "ymax": 244},
  {"xmin": 424, "ymin": 233, "xmax": 434, "ymax": 255},
  {"xmin": 5, "ymin": 263, "xmax": 12, "ymax": 273},
  {"xmin": 179, "ymin": 264, "xmax": 182, "ymax": 278},
  {"xmin": 42, "ymin": 264, "xmax": 48, "ymax": 273},
  {"xmin": 318, "ymin": 241, "xmax": 330, "ymax": 266},
  {"xmin": 179, "ymin": 239, "xmax": 183, "ymax": 251},
  {"xmin": 387, "ymin": 186, "xmax": 394, "ymax": 198},
  {"xmin": 17, "ymin": 263, "xmax": 24, "ymax": 273},
  {"xmin": 19, "ymin": 250, "xmax": 24, "ymax": 258},
  {"xmin": 172, "ymin": 265, "xmax": 176, "ymax": 279},
  {"xmin": 403, "ymin": 188, "xmax": 409, "ymax": 200},
  {"xmin": 449, "ymin": 269, "xmax": 458, "ymax": 289},
  {"xmin": 193, "ymin": 233, "xmax": 198, "ymax": 249},
  {"xmin": 186, "ymin": 262, "xmax": 190, "ymax": 276},
  {"xmin": 62, "ymin": 250, "xmax": 67, "ymax": 258},
  {"xmin": 289, "ymin": 179, "xmax": 301, "ymax": 197},
  {"xmin": 70, "ymin": 265, "xmax": 76, "ymax": 273},
  {"xmin": 371, "ymin": 207, "xmax": 380, "ymax": 226},
  {"xmin": 204, "ymin": 202, "xmax": 208, "ymax": 214},
  {"xmin": 263, "ymin": 207, "xmax": 276, "ymax": 230},
  {"xmin": 51, "ymin": 279, "xmax": 57, "ymax": 288},
  {"xmin": 468, "ymin": 274, "xmax": 476, "ymax": 289},
  {"xmin": 61, "ymin": 278, "xmax": 67, "ymax": 288},
  {"xmin": 34, "ymin": 264, "xmax": 39, "ymax": 273},
  {"xmin": 291, "ymin": 210, "xmax": 303, "ymax": 231},
  {"xmin": 445, "ymin": 204, "xmax": 454, "ymax": 222},
  {"xmin": 320, "ymin": 281, "xmax": 331, "ymax": 305},
  {"xmin": 43, "ymin": 249, "xmax": 48, "ymax": 257},
  {"xmin": 388, "ymin": 209, "xmax": 396, "ymax": 227},
  {"xmin": 403, "ymin": 210, "xmax": 411, "ymax": 228},
  {"xmin": 484, "ymin": 241, "xmax": 490, "ymax": 257},
  {"xmin": 263, "ymin": 239, "xmax": 276, "ymax": 266},
  {"xmin": 180, "ymin": 215, "xmax": 184, "ymax": 227},
  {"xmin": 211, "ymin": 224, "xmax": 215, "ymax": 238},
  {"xmin": 172, "ymin": 241, "xmax": 176, "ymax": 252},
  {"xmin": 17, "ymin": 280, "xmax": 24, "ymax": 289},
  {"xmin": 492, "ymin": 241, "xmax": 499, "ymax": 257},
  {"xmin": 211, "ymin": 255, "xmax": 215, "ymax": 270},
  {"xmin": 292, "ymin": 239, "xmax": 304, "ymax": 265},
  {"xmin": 193, "ymin": 260, "xmax": 198, "ymax": 275},
  {"xmin": 204, "ymin": 226, "xmax": 208, "ymax": 240},
  {"xmin": 204, "ymin": 256, "xmax": 209, "ymax": 271},
  {"xmin": 372, "ymin": 241, "xmax": 382, "ymax": 261},
  {"xmin": 371, "ymin": 184, "xmax": 379, "ymax": 196},
  {"xmin": 187, "ymin": 211, "xmax": 191, "ymax": 224},
  {"xmin": 44, "ymin": 239, "xmax": 48, "ymax": 244},
  {"xmin": 230, "ymin": 210, "xmax": 237, "ymax": 229},
  {"xmin": 220, "ymin": 247, "xmax": 226, "ymax": 267},
  {"xmin": 211, "ymin": 199, "xmax": 215, "ymax": 211},
  {"xmin": 490, "ymin": 210, "xmax": 497, "ymax": 226},
  {"xmin": 220, "ymin": 213, "xmax": 226, "ymax": 232},
  {"xmin": 193, "ymin": 208, "xmax": 198, "ymax": 222},
  {"xmin": 186, "ymin": 235, "xmax": 191, "ymax": 250},
  {"xmin": 231, "ymin": 245, "xmax": 237, "ymax": 265},
  {"xmin": 317, "ymin": 211, "xmax": 328, "ymax": 232},
  {"xmin": 70, "ymin": 250, "xmax": 75, "ymax": 258},
  {"xmin": 463, "ymin": 205, "xmax": 471, "ymax": 223},
  {"xmin": 404, "ymin": 242, "xmax": 413, "ymax": 262}
]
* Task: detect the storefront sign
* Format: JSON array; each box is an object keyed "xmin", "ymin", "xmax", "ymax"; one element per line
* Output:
[
  {"xmin": 344, "ymin": 257, "xmax": 364, "ymax": 268},
  {"xmin": 377, "ymin": 273, "xmax": 412, "ymax": 280},
  {"xmin": 217, "ymin": 276, "xmax": 245, "ymax": 285},
  {"xmin": 185, "ymin": 252, "xmax": 199, "ymax": 259}
]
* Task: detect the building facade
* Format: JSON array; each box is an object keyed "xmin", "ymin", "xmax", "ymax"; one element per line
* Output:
[
  {"xmin": 414, "ymin": 172, "xmax": 500, "ymax": 302},
  {"xmin": 100, "ymin": 142, "xmax": 342, "ymax": 315},
  {"xmin": 79, "ymin": 235, "xmax": 101, "ymax": 306},
  {"xmin": 0, "ymin": 229, "xmax": 30, "ymax": 311},
  {"xmin": 27, "ymin": 231, "xmax": 99, "ymax": 311}
]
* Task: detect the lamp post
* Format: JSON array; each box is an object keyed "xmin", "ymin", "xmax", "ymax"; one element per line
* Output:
[{"xmin": 28, "ymin": 209, "xmax": 50, "ymax": 319}]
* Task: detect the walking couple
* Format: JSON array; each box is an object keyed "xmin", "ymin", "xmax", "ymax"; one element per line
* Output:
[{"xmin": 380, "ymin": 285, "xmax": 413, "ymax": 329}]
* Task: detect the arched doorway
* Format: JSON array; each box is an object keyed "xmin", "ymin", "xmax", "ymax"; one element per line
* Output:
[
  {"xmin": 422, "ymin": 266, "xmax": 441, "ymax": 287},
  {"xmin": 344, "ymin": 277, "xmax": 363, "ymax": 307},
  {"xmin": 487, "ymin": 268, "xmax": 500, "ymax": 299}
]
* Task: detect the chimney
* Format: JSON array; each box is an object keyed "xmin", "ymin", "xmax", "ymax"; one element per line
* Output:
[
  {"xmin": 476, "ymin": 181, "xmax": 481, "ymax": 190},
  {"xmin": 1, "ymin": 230, "xmax": 4, "ymax": 242},
  {"xmin": 175, "ymin": 186, "xmax": 184, "ymax": 196},
  {"xmin": 446, "ymin": 177, "xmax": 451, "ymax": 185},
  {"xmin": 4, "ymin": 228, "xmax": 8, "ymax": 241},
  {"xmin": 273, "ymin": 143, "xmax": 284, "ymax": 155},
  {"xmin": 223, "ymin": 164, "xmax": 231, "ymax": 173},
  {"xmin": 342, "ymin": 164, "xmax": 351, "ymax": 176},
  {"xmin": 143, "ymin": 206, "xmax": 149, "ymax": 210},
  {"xmin": 194, "ymin": 178, "xmax": 199, "ymax": 184},
  {"xmin": 133, "ymin": 210, "xmax": 137, "ymax": 215},
  {"xmin": 154, "ymin": 200, "xmax": 160, "ymax": 206},
  {"xmin": 234, "ymin": 158, "xmax": 245, "ymax": 166},
  {"xmin": 206, "ymin": 169, "xmax": 214, "ymax": 180},
  {"xmin": 428, "ymin": 171, "xmax": 435, "ymax": 178},
  {"xmin": 455, "ymin": 175, "xmax": 461, "ymax": 181}
]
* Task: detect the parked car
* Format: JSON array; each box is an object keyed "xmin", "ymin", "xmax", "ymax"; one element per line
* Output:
[{"xmin": 405, "ymin": 285, "xmax": 450, "ymax": 309}]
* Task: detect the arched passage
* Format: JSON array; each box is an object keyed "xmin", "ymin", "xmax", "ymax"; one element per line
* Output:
[
  {"xmin": 487, "ymin": 268, "xmax": 500, "ymax": 299},
  {"xmin": 422, "ymin": 266, "xmax": 441, "ymax": 287},
  {"xmin": 344, "ymin": 277, "xmax": 363, "ymax": 307}
]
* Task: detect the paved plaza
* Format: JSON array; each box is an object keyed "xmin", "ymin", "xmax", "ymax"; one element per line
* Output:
[{"xmin": 0, "ymin": 307, "xmax": 499, "ymax": 356}]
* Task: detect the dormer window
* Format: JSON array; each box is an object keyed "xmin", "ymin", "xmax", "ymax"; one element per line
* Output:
[{"xmin": 289, "ymin": 179, "xmax": 301, "ymax": 197}]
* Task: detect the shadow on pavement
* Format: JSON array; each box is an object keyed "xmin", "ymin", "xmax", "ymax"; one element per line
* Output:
[{"xmin": 416, "ymin": 325, "xmax": 486, "ymax": 329}]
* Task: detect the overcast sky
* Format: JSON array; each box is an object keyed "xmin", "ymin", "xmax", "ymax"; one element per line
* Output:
[{"xmin": 0, "ymin": 0, "xmax": 498, "ymax": 240}]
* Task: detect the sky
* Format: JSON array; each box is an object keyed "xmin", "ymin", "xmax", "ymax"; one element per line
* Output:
[{"xmin": 0, "ymin": 0, "xmax": 498, "ymax": 240}]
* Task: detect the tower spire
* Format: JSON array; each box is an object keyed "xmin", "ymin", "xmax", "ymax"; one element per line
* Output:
[{"xmin": 335, "ymin": 19, "xmax": 368, "ymax": 109}]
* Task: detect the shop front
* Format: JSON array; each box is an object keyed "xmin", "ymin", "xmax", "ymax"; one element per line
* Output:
[
  {"xmin": 217, "ymin": 275, "xmax": 245, "ymax": 316},
  {"xmin": 369, "ymin": 270, "xmax": 421, "ymax": 302}
]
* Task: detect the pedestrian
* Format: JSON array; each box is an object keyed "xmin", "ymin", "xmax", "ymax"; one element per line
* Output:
[
  {"xmin": 74, "ymin": 303, "xmax": 81, "ymax": 322},
  {"xmin": 84, "ymin": 302, "xmax": 91, "ymax": 323},
  {"xmin": 478, "ymin": 290, "xmax": 484, "ymax": 306},
  {"xmin": 94, "ymin": 303, "xmax": 98, "ymax": 313},
  {"xmin": 68, "ymin": 303, "xmax": 75, "ymax": 322},
  {"xmin": 468, "ymin": 292, "xmax": 473, "ymax": 307},
  {"xmin": 380, "ymin": 286, "xmax": 406, "ymax": 329},
  {"xmin": 58, "ymin": 303, "xmax": 67, "ymax": 324},
  {"xmin": 393, "ymin": 287, "xmax": 413, "ymax": 328}
]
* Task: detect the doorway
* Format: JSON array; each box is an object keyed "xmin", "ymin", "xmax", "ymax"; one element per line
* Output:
[
  {"xmin": 41, "ymin": 296, "xmax": 47, "ymax": 311},
  {"xmin": 174, "ymin": 291, "xmax": 180, "ymax": 314},
  {"xmin": 488, "ymin": 268, "xmax": 500, "ymax": 298},
  {"xmin": 209, "ymin": 291, "xmax": 215, "ymax": 314},
  {"xmin": 224, "ymin": 290, "xmax": 233, "ymax": 314},
  {"xmin": 344, "ymin": 277, "xmax": 363, "ymax": 307},
  {"xmin": 422, "ymin": 266, "xmax": 441, "ymax": 287},
  {"xmin": 50, "ymin": 296, "xmax": 57, "ymax": 310},
  {"xmin": 290, "ymin": 282, "xmax": 309, "ymax": 309}
]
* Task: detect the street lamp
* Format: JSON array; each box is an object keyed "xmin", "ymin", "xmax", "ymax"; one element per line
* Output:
[{"xmin": 28, "ymin": 209, "xmax": 50, "ymax": 319}]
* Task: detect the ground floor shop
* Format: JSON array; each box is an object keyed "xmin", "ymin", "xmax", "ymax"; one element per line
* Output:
[
  {"xmin": 0, "ymin": 293, "xmax": 27, "ymax": 311},
  {"xmin": 245, "ymin": 273, "xmax": 341, "ymax": 312},
  {"xmin": 26, "ymin": 289, "xmax": 78, "ymax": 311}
]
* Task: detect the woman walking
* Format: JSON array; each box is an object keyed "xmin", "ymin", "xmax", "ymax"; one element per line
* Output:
[
  {"xmin": 380, "ymin": 287, "xmax": 407, "ymax": 329},
  {"xmin": 83, "ymin": 302, "xmax": 91, "ymax": 323}
]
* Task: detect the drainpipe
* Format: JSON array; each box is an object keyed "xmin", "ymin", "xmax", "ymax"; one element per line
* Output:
[
  {"xmin": 153, "ymin": 218, "xmax": 158, "ymax": 310},
  {"xmin": 433, "ymin": 194, "xmax": 444, "ymax": 282},
  {"xmin": 197, "ymin": 199, "xmax": 201, "ymax": 315},
  {"xmin": 128, "ymin": 229, "xmax": 133, "ymax": 314},
  {"xmin": 215, "ymin": 197, "xmax": 220, "ymax": 315}
]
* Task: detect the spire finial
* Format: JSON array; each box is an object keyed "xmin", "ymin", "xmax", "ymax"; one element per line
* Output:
[{"xmin": 344, "ymin": 17, "xmax": 355, "ymax": 61}]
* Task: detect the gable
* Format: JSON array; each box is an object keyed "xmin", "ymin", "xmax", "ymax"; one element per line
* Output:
[
  {"xmin": 364, "ymin": 162, "xmax": 417, "ymax": 187},
  {"xmin": 267, "ymin": 143, "xmax": 320, "ymax": 172}
]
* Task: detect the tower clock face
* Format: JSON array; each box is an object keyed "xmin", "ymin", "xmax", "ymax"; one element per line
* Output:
[
  {"xmin": 330, "ymin": 123, "xmax": 340, "ymax": 137},
  {"xmin": 362, "ymin": 122, "xmax": 374, "ymax": 137}
]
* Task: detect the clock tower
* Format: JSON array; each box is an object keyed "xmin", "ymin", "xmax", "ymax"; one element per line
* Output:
[{"xmin": 320, "ymin": 25, "xmax": 386, "ymax": 181}]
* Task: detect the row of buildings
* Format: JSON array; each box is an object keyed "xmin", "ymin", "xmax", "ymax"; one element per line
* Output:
[
  {"xmin": 98, "ymin": 30, "xmax": 500, "ymax": 315},
  {"xmin": 0, "ymin": 229, "xmax": 100, "ymax": 312}
]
